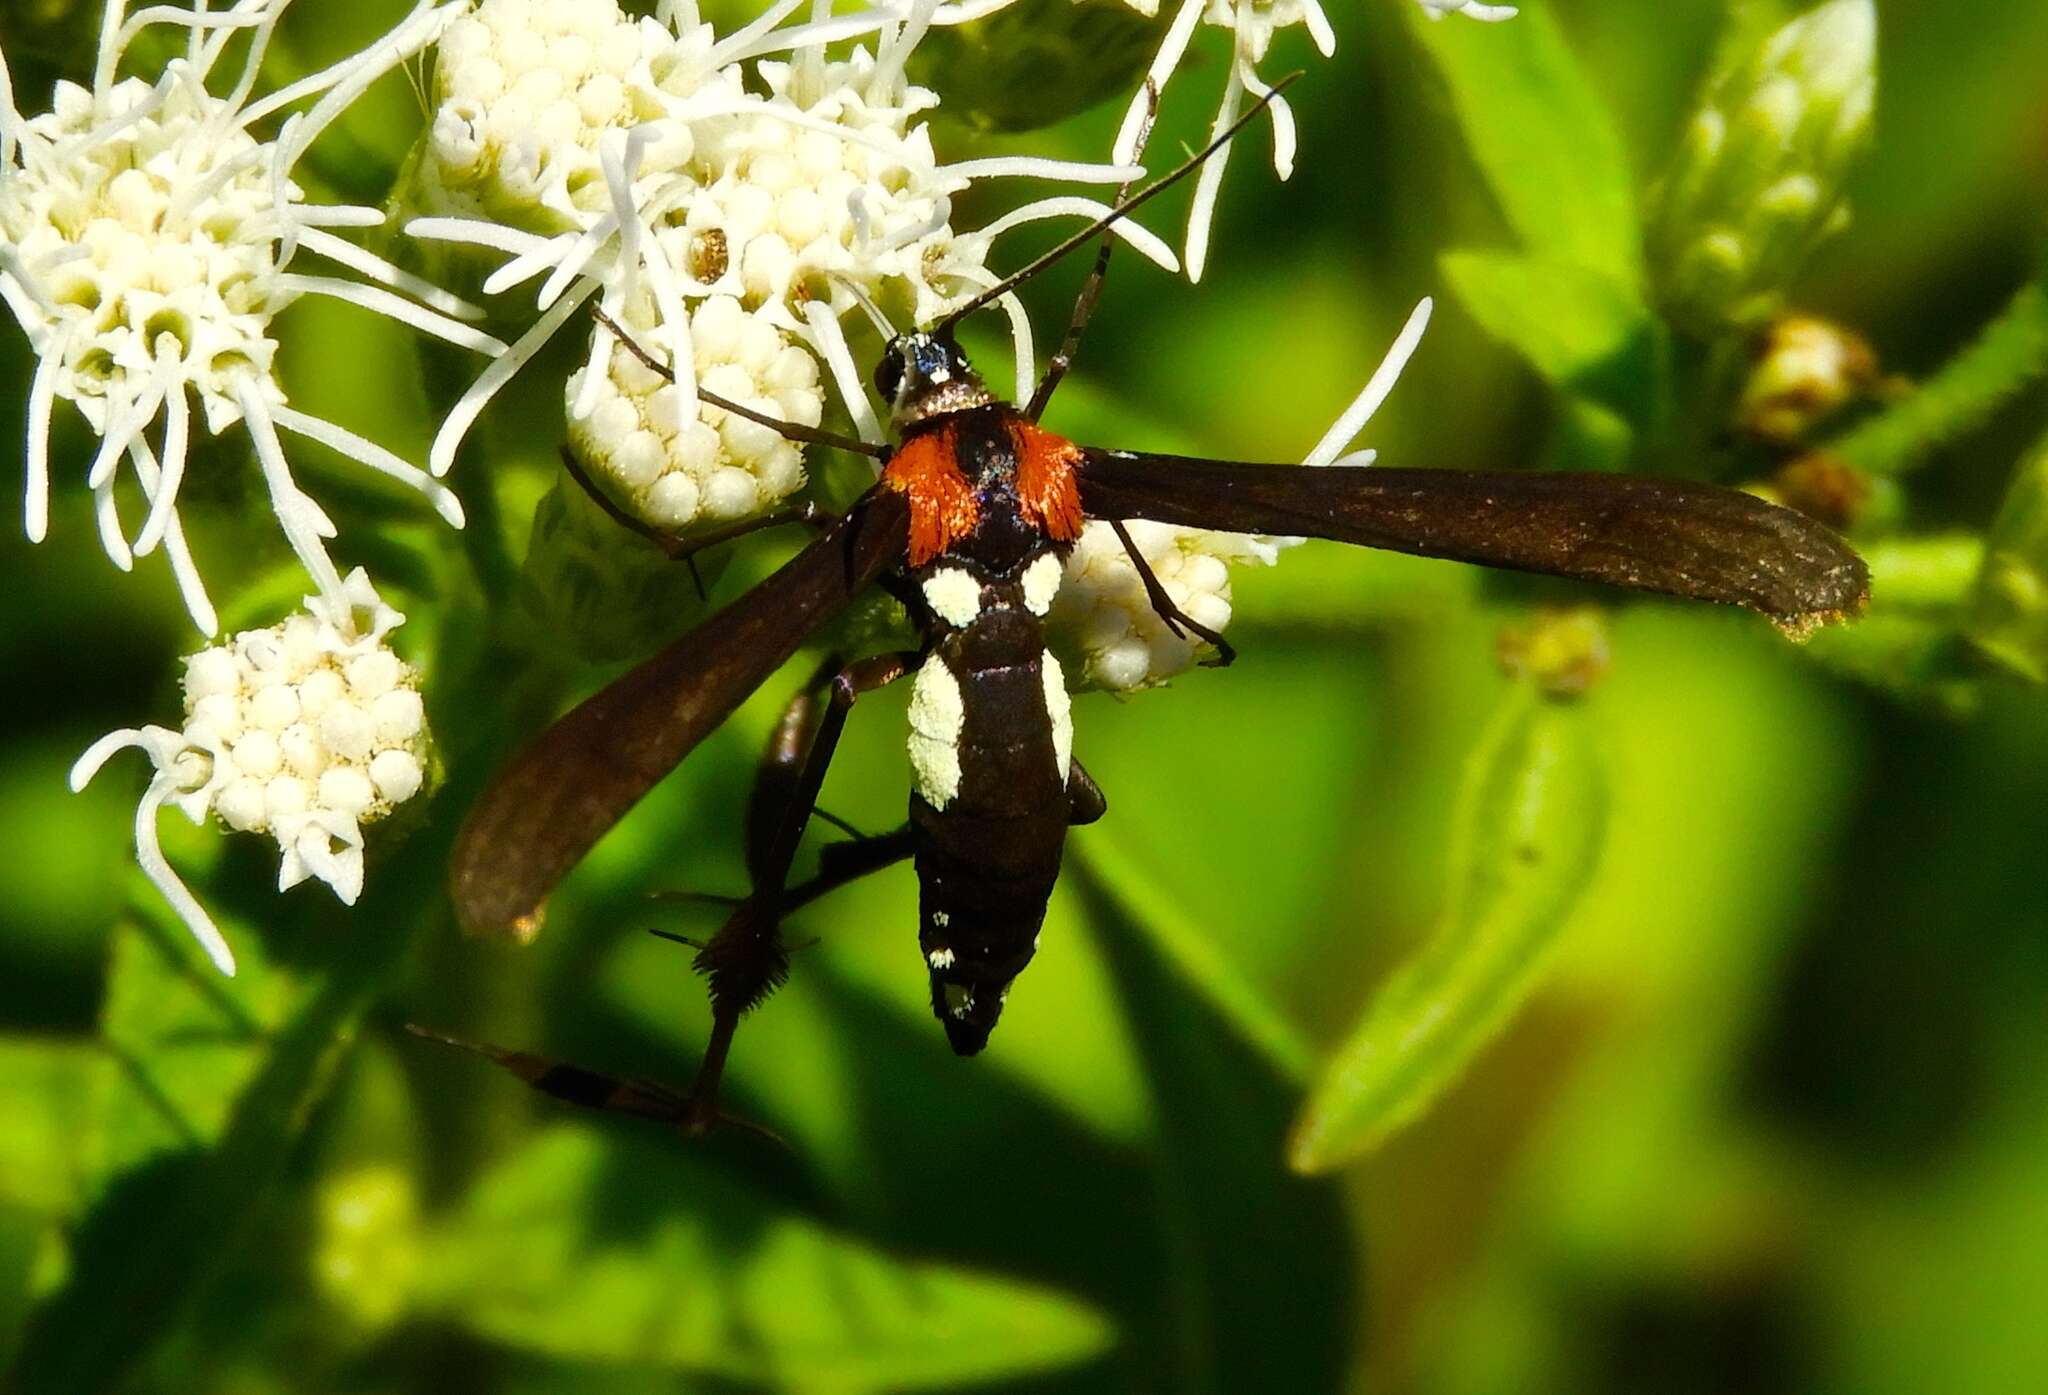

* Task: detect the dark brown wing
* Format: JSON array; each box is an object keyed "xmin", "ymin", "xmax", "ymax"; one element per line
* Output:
[
  {"xmin": 450, "ymin": 486, "xmax": 911, "ymax": 933},
  {"xmin": 1077, "ymin": 450, "xmax": 1869, "ymax": 626}
]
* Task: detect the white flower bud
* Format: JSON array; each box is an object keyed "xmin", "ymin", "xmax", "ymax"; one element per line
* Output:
[
  {"xmin": 370, "ymin": 690, "xmax": 427, "ymax": 745},
  {"xmin": 369, "ymin": 751, "xmax": 426, "ymax": 805},
  {"xmin": 248, "ymin": 685, "xmax": 302, "ymax": 733},
  {"xmin": 567, "ymin": 297, "xmax": 823, "ymax": 532},
  {"xmin": 231, "ymin": 731, "xmax": 284, "ymax": 782},
  {"xmin": 318, "ymin": 767, "xmax": 378, "ymax": 820},
  {"xmin": 320, "ymin": 703, "xmax": 376, "ymax": 764}
]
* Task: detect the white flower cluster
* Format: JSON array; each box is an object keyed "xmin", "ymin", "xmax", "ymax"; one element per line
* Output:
[
  {"xmin": 70, "ymin": 571, "xmax": 430, "ymax": 976},
  {"xmin": 566, "ymin": 295, "xmax": 821, "ymax": 528},
  {"xmin": 412, "ymin": 0, "xmax": 1171, "ymax": 532},
  {"xmin": 1051, "ymin": 299, "xmax": 1434, "ymax": 690},
  {"xmin": 1116, "ymin": 0, "xmax": 1515, "ymax": 279},
  {"xmin": 0, "ymin": 0, "xmax": 500, "ymax": 634}
]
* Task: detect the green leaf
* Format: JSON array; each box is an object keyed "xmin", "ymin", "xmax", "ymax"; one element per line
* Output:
[
  {"xmin": 1968, "ymin": 427, "xmax": 2048, "ymax": 683},
  {"xmin": 1404, "ymin": 3, "xmax": 1642, "ymax": 281},
  {"xmin": 1071, "ymin": 860, "xmax": 1356, "ymax": 1395},
  {"xmin": 0, "ymin": 1038, "xmax": 111, "ymax": 1219},
  {"xmin": 1289, "ymin": 683, "xmax": 1609, "ymax": 1172},
  {"xmin": 1439, "ymin": 250, "xmax": 1669, "ymax": 466},
  {"xmin": 419, "ymin": 1126, "xmax": 1115, "ymax": 1390},
  {"xmin": 906, "ymin": 0, "xmax": 1159, "ymax": 133},
  {"xmin": 1833, "ymin": 276, "xmax": 2048, "ymax": 476},
  {"xmin": 1074, "ymin": 832, "xmax": 1317, "ymax": 1087},
  {"xmin": 9, "ymin": 827, "xmax": 441, "ymax": 1394},
  {"xmin": 88, "ymin": 918, "xmax": 300, "ymax": 1199}
]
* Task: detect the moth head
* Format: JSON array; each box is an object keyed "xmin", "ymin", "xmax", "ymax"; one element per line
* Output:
[{"xmin": 875, "ymin": 330, "xmax": 991, "ymax": 430}]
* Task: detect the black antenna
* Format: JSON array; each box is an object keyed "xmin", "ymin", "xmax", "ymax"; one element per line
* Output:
[{"xmin": 934, "ymin": 71, "xmax": 1304, "ymax": 335}]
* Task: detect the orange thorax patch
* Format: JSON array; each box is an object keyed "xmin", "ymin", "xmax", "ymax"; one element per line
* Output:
[
  {"xmin": 1011, "ymin": 419, "xmax": 1084, "ymax": 543},
  {"xmin": 883, "ymin": 424, "xmax": 980, "ymax": 566},
  {"xmin": 881, "ymin": 416, "xmax": 1086, "ymax": 566}
]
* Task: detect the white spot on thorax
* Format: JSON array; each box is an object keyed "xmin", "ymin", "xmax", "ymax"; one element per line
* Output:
[
  {"xmin": 1021, "ymin": 551, "xmax": 1064, "ymax": 616},
  {"xmin": 1041, "ymin": 649, "xmax": 1073, "ymax": 782},
  {"xmin": 907, "ymin": 658, "xmax": 964, "ymax": 807},
  {"xmin": 928, "ymin": 947, "xmax": 956, "ymax": 969},
  {"xmin": 921, "ymin": 567, "xmax": 982, "ymax": 628}
]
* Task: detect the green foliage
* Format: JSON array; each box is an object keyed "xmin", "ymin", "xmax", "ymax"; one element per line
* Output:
[
  {"xmin": 1289, "ymin": 681, "xmax": 1608, "ymax": 1171},
  {"xmin": 421, "ymin": 1126, "xmax": 1114, "ymax": 1388},
  {"xmin": 1832, "ymin": 274, "xmax": 2048, "ymax": 477},
  {"xmin": 1968, "ymin": 427, "xmax": 2048, "ymax": 681}
]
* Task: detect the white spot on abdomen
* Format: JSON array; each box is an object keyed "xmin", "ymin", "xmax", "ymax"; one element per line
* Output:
[
  {"xmin": 928, "ymin": 947, "xmax": 956, "ymax": 968},
  {"xmin": 1041, "ymin": 649, "xmax": 1072, "ymax": 782},
  {"xmin": 907, "ymin": 658, "xmax": 965, "ymax": 807},
  {"xmin": 943, "ymin": 982, "xmax": 974, "ymax": 1018},
  {"xmin": 1020, "ymin": 551, "xmax": 1064, "ymax": 616},
  {"xmin": 921, "ymin": 568, "xmax": 981, "ymax": 628}
]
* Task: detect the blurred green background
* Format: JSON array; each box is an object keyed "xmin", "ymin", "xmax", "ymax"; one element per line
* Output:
[{"xmin": 3, "ymin": 1, "xmax": 2046, "ymax": 1392}]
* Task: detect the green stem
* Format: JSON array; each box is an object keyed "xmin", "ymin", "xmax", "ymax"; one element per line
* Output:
[{"xmin": 1834, "ymin": 276, "xmax": 2048, "ymax": 476}]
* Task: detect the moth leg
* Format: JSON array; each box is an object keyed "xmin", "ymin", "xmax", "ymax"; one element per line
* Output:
[
  {"xmin": 784, "ymin": 824, "xmax": 917, "ymax": 912},
  {"xmin": 1027, "ymin": 77, "xmax": 1160, "ymax": 422},
  {"xmin": 559, "ymin": 443, "xmax": 827, "ymax": 599},
  {"xmin": 1066, "ymin": 760, "xmax": 1108, "ymax": 826},
  {"xmin": 592, "ymin": 304, "xmax": 887, "ymax": 459},
  {"xmin": 679, "ymin": 651, "xmax": 918, "ymax": 1134},
  {"xmin": 744, "ymin": 655, "xmax": 845, "ymax": 885},
  {"xmin": 1106, "ymin": 517, "xmax": 1237, "ymax": 668}
]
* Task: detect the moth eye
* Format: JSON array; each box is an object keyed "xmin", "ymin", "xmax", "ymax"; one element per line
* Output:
[{"xmin": 873, "ymin": 351, "xmax": 904, "ymax": 400}]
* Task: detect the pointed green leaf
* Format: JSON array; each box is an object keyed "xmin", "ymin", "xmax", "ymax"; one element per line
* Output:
[
  {"xmin": 1290, "ymin": 684, "xmax": 1609, "ymax": 1171},
  {"xmin": 420, "ymin": 1126, "xmax": 1115, "ymax": 1389},
  {"xmin": 1404, "ymin": 4, "xmax": 1641, "ymax": 280}
]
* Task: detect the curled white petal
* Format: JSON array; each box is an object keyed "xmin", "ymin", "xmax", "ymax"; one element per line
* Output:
[{"xmin": 1303, "ymin": 297, "xmax": 1433, "ymax": 467}]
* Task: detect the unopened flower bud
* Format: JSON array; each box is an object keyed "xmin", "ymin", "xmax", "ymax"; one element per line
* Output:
[
  {"xmin": 1497, "ymin": 608, "xmax": 1612, "ymax": 699},
  {"xmin": 1739, "ymin": 313, "xmax": 1882, "ymax": 444},
  {"xmin": 1648, "ymin": 0, "xmax": 1876, "ymax": 335},
  {"xmin": 1769, "ymin": 452, "xmax": 1872, "ymax": 531}
]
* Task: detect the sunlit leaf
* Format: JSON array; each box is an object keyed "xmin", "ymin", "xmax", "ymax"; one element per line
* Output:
[
  {"xmin": 9, "ymin": 832, "xmax": 439, "ymax": 1394},
  {"xmin": 89, "ymin": 917, "xmax": 297, "ymax": 1198},
  {"xmin": 1289, "ymin": 683, "xmax": 1609, "ymax": 1172},
  {"xmin": 1440, "ymin": 250, "xmax": 1668, "ymax": 467},
  {"xmin": 420, "ymin": 1125, "xmax": 1116, "ymax": 1390},
  {"xmin": 0, "ymin": 1038, "xmax": 110, "ymax": 1219},
  {"xmin": 1403, "ymin": 3, "xmax": 1642, "ymax": 281}
]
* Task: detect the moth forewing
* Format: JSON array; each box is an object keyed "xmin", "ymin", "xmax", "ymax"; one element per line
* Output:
[
  {"xmin": 1074, "ymin": 451, "xmax": 1871, "ymax": 629},
  {"xmin": 448, "ymin": 487, "xmax": 912, "ymax": 934}
]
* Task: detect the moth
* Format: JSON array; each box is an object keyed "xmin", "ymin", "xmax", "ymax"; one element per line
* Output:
[{"xmin": 429, "ymin": 81, "xmax": 1868, "ymax": 1135}]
